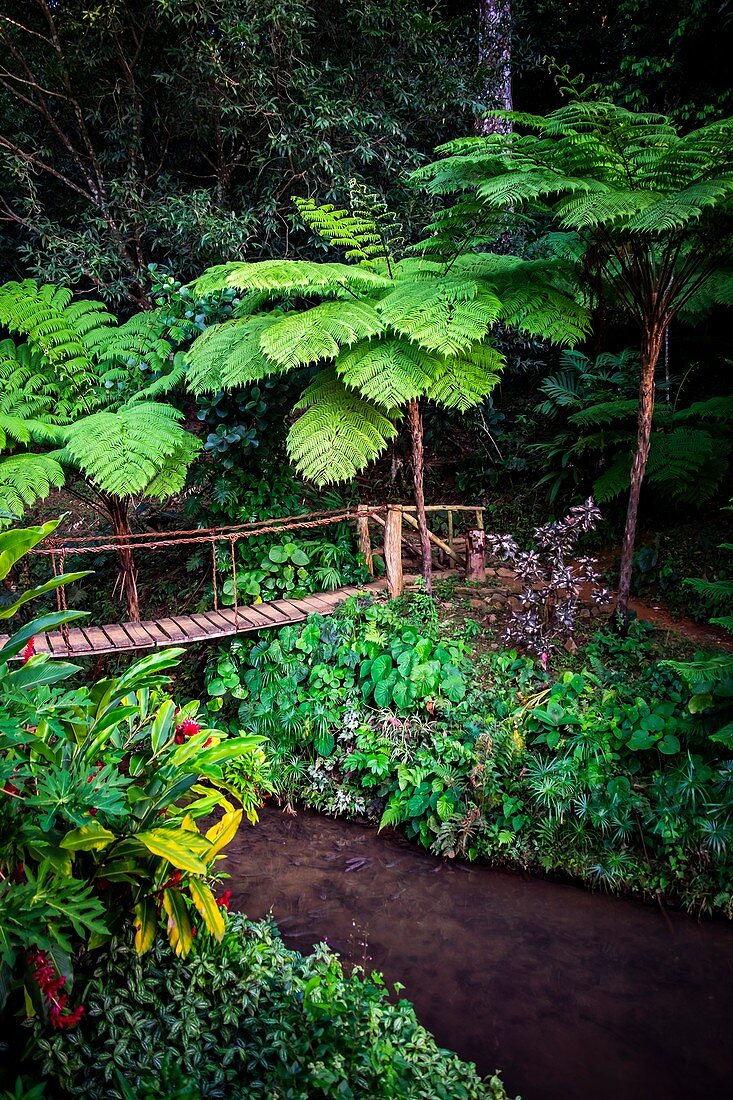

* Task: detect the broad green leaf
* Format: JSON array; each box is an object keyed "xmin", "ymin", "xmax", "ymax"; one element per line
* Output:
[
  {"xmin": 135, "ymin": 828, "xmax": 210, "ymax": 874},
  {"xmin": 151, "ymin": 698, "xmax": 176, "ymax": 753}
]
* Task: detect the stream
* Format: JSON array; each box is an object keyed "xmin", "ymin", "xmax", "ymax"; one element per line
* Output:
[{"xmin": 226, "ymin": 806, "xmax": 733, "ymax": 1100}]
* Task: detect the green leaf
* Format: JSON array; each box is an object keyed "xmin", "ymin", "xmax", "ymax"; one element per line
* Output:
[
  {"xmin": 373, "ymin": 679, "xmax": 393, "ymax": 708},
  {"xmin": 370, "ymin": 654, "xmax": 393, "ymax": 683},
  {"xmin": 188, "ymin": 879, "xmax": 226, "ymax": 941},
  {"xmin": 151, "ymin": 699, "xmax": 177, "ymax": 753}
]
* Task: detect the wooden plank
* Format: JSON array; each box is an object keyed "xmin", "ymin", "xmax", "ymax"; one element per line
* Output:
[
  {"xmin": 119, "ymin": 622, "xmax": 159, "ymax": 649},
  {"xmin": 244, "ymin": 601, "xmax": 292, "ymax": 625},
  {"xmin": 155, "ymin": 617, "xmax": 194, "ymax": 643},
  {"xmin": 384, "ymin": 505, "xmax": 403, "ymax": 598},
  {"xmin": 214, "ymin": 606, "xmax": 272, "ymax": 631},
  {"xmin": 171, "ymin": 613, "xmax": 223, "ymax": 638},
  {"xmin": 266, "ymin": 599, "xmax": 310, "ymax": 623}
]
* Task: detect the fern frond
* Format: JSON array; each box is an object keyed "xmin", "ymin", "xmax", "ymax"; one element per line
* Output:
[
  {"xmin": 0, "ymin": 453, "xmax": 66, "ymax": 515},
  {"xmin": 191, "ymin": 260, "xmax": 391, "ymax": 299},
  {"xmin": 260, "ymin": 301, "xmax": 385, "ymax": 369},
  {"xmin": 427, "ymin": 346, "xmax": 504, "ymax": 410},
  {"xmin": 184, "ymin": 314, "xmax": 284, "ymax": 392},
  {"xmin": 336, "ymin": 339, "xmax": 435, "ymax": 407},
  {"xmin": 377, "ymin": 278, "xmax": 501, "ymax": 356},
  {"xmin": 570, "ymin": 400, "xmax": 638, "ymax": 428},
  {"xmin": 59, "ymin": 404, "xmax": 200, "ymax": 498},
  {"xmin": 288, "ymin": 369, "xmax": 398, "ymax": 485},
  {"xmin": 294, "ymin": 196, "xmax": 385, "ymax": 263},
  {"xmin": 0, "ymin": 280, "xmax": 112, "ymax": 388}
]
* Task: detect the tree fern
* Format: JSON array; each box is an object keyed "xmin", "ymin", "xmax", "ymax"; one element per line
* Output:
[
  {"xmin": 414, "ymin": 100, "xmax": 733, "ymax": 621},
  {"xmin": 187, "ymin": 189, "xmax": 589, "ymax": 589},
  {"xmin": 0, "ymin": 454, "xmax": 65, "ymax": 518}
]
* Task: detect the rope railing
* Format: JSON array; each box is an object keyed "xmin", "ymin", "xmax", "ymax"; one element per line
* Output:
[{"xmin": 29, "ymin": 507, "xmax": 386, "ymax": 556}]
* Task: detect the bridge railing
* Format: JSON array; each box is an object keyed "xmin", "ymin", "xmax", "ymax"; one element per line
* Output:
[{"xmin": 28, "ymin": 503, "xmax": 485, "ymax": 623}]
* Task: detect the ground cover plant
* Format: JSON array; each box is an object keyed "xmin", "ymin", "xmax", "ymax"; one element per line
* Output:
[{"xmin": 207, "ymin": 588, "xmax": 733, "ymax": 916}]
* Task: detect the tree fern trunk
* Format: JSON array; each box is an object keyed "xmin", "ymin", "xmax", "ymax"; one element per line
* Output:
[
  {"xmin": 616, "ymin": 326, "xmax": 664, "ymax": 628},
  {"xmin": 406, "ymin": 399, "xmax": 432, "ymax": 595},
  {"xmin": 104, "ymin": 496, "xmax": 140, "ymax": 623}
]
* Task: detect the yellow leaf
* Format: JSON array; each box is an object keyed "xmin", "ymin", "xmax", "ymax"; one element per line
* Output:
[
  {"xmin": 133, "ymin": 899, "xmax": 156, "ymax": 955},
  {"xmin": 188, "ymin": 879, "xmax": 226, "ymax": 941},
  {"xmin": 205, "ymin": 809, "xmax": 243, "ymax": 862},
  {"xmin": 162, "ymin": 888, "xmax": 193, "ymax": 958}
]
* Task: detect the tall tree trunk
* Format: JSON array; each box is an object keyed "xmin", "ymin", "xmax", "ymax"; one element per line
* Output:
[
  {"xmin": 478, "ymin": 0, "xmax": 513, "ymax": 135},
  {"xmin": 615, "ymin": 326, "xmax": 664, "ymax": 627},
  {"xmin": 104, "ymin": 495, "xmax": 140, "ymax": 622},
  {"xmin": 406, "ymin": 399, "xmax": 432, "ymax": 595}
]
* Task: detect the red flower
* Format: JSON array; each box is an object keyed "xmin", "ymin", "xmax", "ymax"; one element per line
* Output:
[
  {"xmin": 216, "ymin": 889, "xmax": 232, "ymax": 911},
  {"xmin": 174, "ymin": 719, "xmax": 201, "ymax": 745},
  {"xmin": 21, "ymin": 638, "xmax": 36, "ymax": 664},
  {"xmin": 27, "ymin": 949, "xmax": 84, "ymax": 1030}
]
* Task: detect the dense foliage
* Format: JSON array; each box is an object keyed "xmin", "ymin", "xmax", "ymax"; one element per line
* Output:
[
  {"xmin": 35, "ymin": 916, "xmax": 508, "ymax": 1100},
  {"xmin": 208, "ymin": 593, "xmax": 733, "ymax": 915}
]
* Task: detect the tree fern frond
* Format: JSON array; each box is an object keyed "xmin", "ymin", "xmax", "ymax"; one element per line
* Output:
[
  {"xmin": 377, "ymin": 279, "xmax": 502, "ymax": 356},
  {"xmin": 185, "ymin": 314, "xmax": 284, "ymax": 391},
  {"xmin": 427, "ymin": 346, "xmax": 504, "ymax": 410},
  {"xmin": 191, "ymin": 260, "xmax": 391, "ymax": 299},
  {"xmin": 59, "ymin": 404, "xmax": 200, "ymax": 498},
  {"xmin": 288, "ymin": 369, "xmax": 398, "ymax": 485},
  {"xmin": 294, "ymin": 196, "xmax": 385, "ymax": 263},
  {"xmin": 570, "ymin": 399, "xmax": 638, "ymax": 428},
  {"xmin": 336, "ymin": 339, "xmax": 434, "ymax": 407},
  {"xmin": 260, "ymin": 301, "xmax": 385, "ymax": 369},
  {"xmin": 0, "ymin": 453, "xmax": 66, "ymax": 515}
]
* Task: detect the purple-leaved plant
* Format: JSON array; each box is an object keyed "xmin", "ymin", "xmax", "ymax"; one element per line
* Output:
[{"xmin": 487, "ymin": 497, "xmax": 612, "ymax": 655}]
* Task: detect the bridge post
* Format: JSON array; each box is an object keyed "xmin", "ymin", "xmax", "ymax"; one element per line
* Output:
[
  {"xmin": 356, "ymin": 505, "xmax": 374, "ymax": 576},
  {"xmin": 384, "ymin": 505, "xmax": 403, "ymax": 599}
]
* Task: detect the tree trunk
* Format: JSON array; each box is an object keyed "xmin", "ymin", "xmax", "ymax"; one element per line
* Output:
[
  {"xmin": 615, "ymin": 326, "xmax": 664, "ymax": 627},
  {"xmin": 406, "ymin": 399, "xmax": 432, "ymax": 594},
  {"xmin": 104, "ymin": 496, "xmax": 140, "ymax": 622},
  {"xmin": 478, "ymin": 0, "xmax": 513, "ymax": 135}
]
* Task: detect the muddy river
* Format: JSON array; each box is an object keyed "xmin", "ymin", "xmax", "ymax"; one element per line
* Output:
[{"xmin": 226, "ymin": 806, "xmax": 732, "ymax": 1100}]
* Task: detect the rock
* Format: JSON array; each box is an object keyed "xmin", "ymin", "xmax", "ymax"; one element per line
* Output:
[
  {"xmin": 488, "ymin": 593, "xmax": 507, "ymax": 607},
  {"xmin": 563, "ymin": 637, "xmax": 578, "ymax": 653},
  {"xmin": 579, "ymin": 608, "xmax": 591, "ymax": 620},
  {"xmin": 488, "ymin": 614, "xmax": 498, "ymax": 624},
  {"xmin": 497, "ymin": 567, "xmax": 515, "ymax": 579},
  {"xmin": 508, "ymin": 597, "xmax": 522, "ymax": 611},
  {"xmin": 469, "ymin": 598, "xmax": 483, "ymax": 609}
]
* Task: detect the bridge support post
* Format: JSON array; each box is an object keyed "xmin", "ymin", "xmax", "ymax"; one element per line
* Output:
[
  {"xmin": 356, "ymin": 505, "xmax": 374, "ymax": 576},
  {"xmin": 384, "ymin": 505, "xmax": 403, "ymax": 599},
  {"xmin": 466, "ymin": 528, "xmax": 486, "ymax": 583}
]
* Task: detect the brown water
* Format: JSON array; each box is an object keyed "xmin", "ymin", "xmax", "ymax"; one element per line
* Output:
[{"xmin": 226, "ymin": 806, "xmax": 733, "ymax": 1100}]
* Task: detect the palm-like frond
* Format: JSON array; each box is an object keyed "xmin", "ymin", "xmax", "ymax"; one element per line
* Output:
[
  {"xmin": 191, "ymin": 260, "xmax": 391, "ymax": 299},
  {"xmin": 336, "ymin": 339, "xmax": 435, "ymax": 407},
  {"xmin": 261, "ymin": 301, "xmax": 385, "ymax": 369},
  {"xmin": 376, "ymin": 278, "xmax": 502, "ymax": 356},
  {"xmin": 58, "ymin": 404, "xmax": 201, "ymax": 498},
  {"xmin": 287, "ymin": 369, "xmax": 398, "ymax": 486},
  {"xmin": 0, "ymin": 454, "xmax": 66, "ymax": 516}
]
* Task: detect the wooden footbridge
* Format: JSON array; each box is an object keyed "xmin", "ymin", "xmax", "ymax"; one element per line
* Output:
[{"xmin": 8, "ymin": 504, "xmax": 484, "ymax": 658}]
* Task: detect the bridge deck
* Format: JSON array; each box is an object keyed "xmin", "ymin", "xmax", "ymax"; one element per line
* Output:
[{"xmin": 8, "ymin": 579, "xmax": 388, "ymax": 658}]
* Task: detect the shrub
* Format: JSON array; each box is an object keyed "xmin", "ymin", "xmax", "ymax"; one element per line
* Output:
[{"xmin": 37, "ymin": 916, "xmax": 511, "ymax": 1100}]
